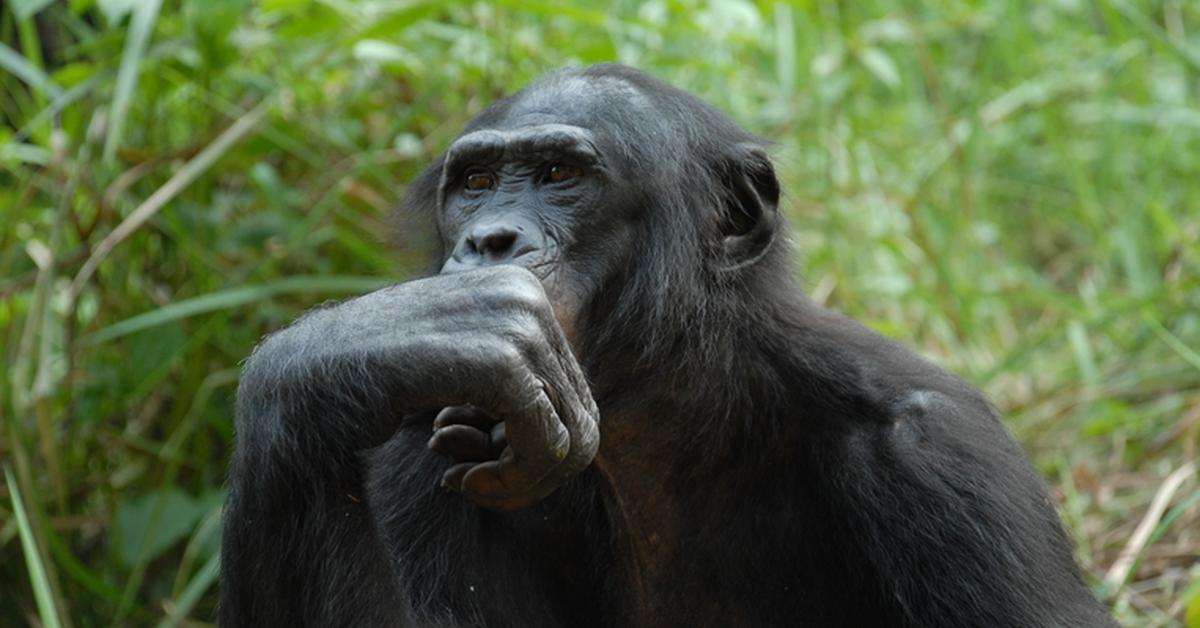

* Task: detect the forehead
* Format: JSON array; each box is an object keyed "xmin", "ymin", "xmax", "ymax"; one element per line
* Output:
[{"xmin": 486, "ymin": 74, "xmax": 653, "ymax": 132}]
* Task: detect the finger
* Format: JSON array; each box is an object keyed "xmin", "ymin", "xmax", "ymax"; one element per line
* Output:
[
  {"xmin": 490, "ymin": 422, "xmax": 507, "ymax": 457},
  {"xmin": 496, "ymin": 382, "xmax": 571, "ymax": 471},
  {"xmin": 505, "ymin": 326, "xmax": 599, "ymax": 476},
  {"xmin": 433, "ymin": 405, "xmax": 498, "ymax": 430},
  {"xmin": 457, "ymin": 387, "xmax": 572, "ymax": 506},
  {"xmin": 422, "ymin": 333, "xmax": 596, "ymax": 511},
  {"xmin": 524, "ymin": 375, "xmax": 598, "ymax": 488},
  {"xmin": 428, "ymin": 424, "xmax": 491, "ymax": 461},
  {"xmin": 459, "ymin": 455, "xmax": 552, "ymax": 511},
  {"xmin": 458, "ymin": 455, "xmax": 567, "ymax": 512},
  {"xmin": 441, "ymin": 462, "xmax": 475, "ymax": 492}
]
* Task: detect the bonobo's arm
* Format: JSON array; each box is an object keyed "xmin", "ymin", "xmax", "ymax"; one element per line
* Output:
[
  {"xmin": 833, "ymin": 382, "xmax": 1115, "ymax": 627},
  {"xmin": 219, "ymin": 266, "xmax": 599, "ymax": 626}
]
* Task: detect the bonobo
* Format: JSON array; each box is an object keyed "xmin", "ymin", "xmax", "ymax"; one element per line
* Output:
[{"xmin": 220, "ymin": 64, "xmax": 1114, "ymax": 627}]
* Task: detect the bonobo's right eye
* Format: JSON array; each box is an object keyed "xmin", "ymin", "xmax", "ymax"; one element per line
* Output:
[
  {"xmin": 464, "ymin": 169, "xmax": 495, "ymax": 191},
  {"xmin": 545, "ymin": 163, "xmax": 583, "ymax": 184}
]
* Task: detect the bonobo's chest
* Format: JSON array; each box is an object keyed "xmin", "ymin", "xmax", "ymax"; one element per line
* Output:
[{"xmin": 363, "ymin": 412, "xmax": 614, "ymax": 627}]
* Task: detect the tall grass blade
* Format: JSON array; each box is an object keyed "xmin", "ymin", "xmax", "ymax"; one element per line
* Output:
[
  {"xmin": 82, "ymin": 275, "xmax": 391, "ymax": 345},
  {"xmin": 157, "ymin": 553, "xmax": 219, "ymax": 628},
  {"xmin": 102, "ymin": 0, "xmax": 162, "ymax": 161},
  {"xmin": 0, "ymin": 42, "xmax": 63, "ymax": 98},
  {"xmin": 12, "ymin": 0, "xmax": 55, "ymax": 20},
  {"xmin": 5, "ymin": 465, "xmax": 65, "ymax": 628},
  {"xmin": 73, "ymin": 97, "xmax": 272, "ymax": 301}
]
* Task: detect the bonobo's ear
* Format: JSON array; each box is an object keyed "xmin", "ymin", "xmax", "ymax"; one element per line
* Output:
[
  {"xmin": 716, "ymin": 143, "xmax": 780, "ymax": 271},
  {"xmin": 391, "ymin": 156, "xmax": 447, "ymax": 274}
]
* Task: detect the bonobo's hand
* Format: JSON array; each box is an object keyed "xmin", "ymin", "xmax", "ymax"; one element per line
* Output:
[
  {"xmin": 254, "ymin": 265, "xmax": 599, "ymax": 511},
  {"xmin": 398, "ymin": 265, "xmax": 598, "ymax": 511}
]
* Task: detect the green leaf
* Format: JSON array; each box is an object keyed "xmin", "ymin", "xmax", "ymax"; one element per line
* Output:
[
  {"xmin": 0, "ymin": 141, "xmax": 52, "ymax": 165},
  {"xmin": 96, "ymin": 0, "xmax": 136, "ymax": 23},
  {"xmin": 127, "ymin": 323, "xmax": 187, "ymax": 382},
  {"xmin": 860, "ymin": 18, "xmax": 913, "ymax": 44},
  {"xmin": 353, "ymin": 39, "xmax": 420, "ymax": 67},
  {"xmin": 83, "ymin": 276, "xmax": 394, "ymax": 345},
  {"xmin": 114, "ymin": 490, "xmax": 208, "ymax": 568},
  {"xmin": 0, "ymin": 42, "xmax": 63, "ymax": 98},
  {"xmin": 858, "ymin": 46, "xmax": 900, "ymax": 89},
  {"xmin": 1182, "ymin": 574, "xmax": 1200, "ymax": 628},
  {"xmin": 50, "ymin": 62, "xmax": 94, "ymax": 88},
  {"xmin": 12, "ymin": 0, "xmax": 55, "ymax": 19},
  {"xmin": 103, "ymin": 0, "xmax": 162, "ymax": 161},
  {"xmin": 5, "ymin": 467, "xmax": 64, "ymax": 628},
  {"xmin": 354, "ymin": 2, "xmax": 443, "ymax": 40},
  {"xmin": 184, "ymin": 0, "xmax": 248, "ymax": 68},
  {"xmin": 1067, "ymin": 319, "xmax": 1099, "ymax": 385},
  {"xmin": 262, "ymin": 0, "xmax": 310, "ymax": 10},
  {"xmin": 158, "ymin": 553, "xmax": 219, "ymax": 628}
]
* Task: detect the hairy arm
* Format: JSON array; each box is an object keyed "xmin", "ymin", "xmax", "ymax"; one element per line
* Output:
[
  {"xmin": 834, "ymin": 385, "xmax": 1114, "ymax": 627},
  {"xmin": 219, "ymin": 266, "xmax": 599, "ymax": 625}
]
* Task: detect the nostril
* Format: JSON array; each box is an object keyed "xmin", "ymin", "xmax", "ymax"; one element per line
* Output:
[{"xmin": 474, "ymin": 229, "xmax": 518, "ymax": 257}]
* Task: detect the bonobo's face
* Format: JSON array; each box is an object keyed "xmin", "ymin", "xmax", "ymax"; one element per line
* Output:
[{"xmin": 436, "ymin": 80, "xmax": 642, "ymax": 343}]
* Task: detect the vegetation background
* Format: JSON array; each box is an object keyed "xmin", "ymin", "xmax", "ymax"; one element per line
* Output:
[{"xmin": 1, "ymin": 0, "xmax": 1198, "ymax": 625}]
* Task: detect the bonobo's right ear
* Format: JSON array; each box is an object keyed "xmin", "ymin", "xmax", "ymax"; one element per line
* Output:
[
  {"xmin": 391, "ymin": 156, "xmax": 446, "ymax": 272},
  {"xmin": 716, "ymin": 143, "xmax": 780, "ymax": 271}
]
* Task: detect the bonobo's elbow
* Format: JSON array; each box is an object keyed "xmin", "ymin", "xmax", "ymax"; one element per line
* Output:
[
  {"xmin": 231, "ymin": 341, "xmax": 290, "ymax": 463},
  {"xmin": 236, "ymin": 306, "xmax": 339, "ymax": 413},
  {"xmin": 231, "ymin": 320, "xmax": 331, "ymax": 462}
]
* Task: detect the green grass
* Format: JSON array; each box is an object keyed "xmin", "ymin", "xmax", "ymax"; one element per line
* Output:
[{"xmin": 2, "ymin": 1, "xmax": 1199, "ymax": 625}]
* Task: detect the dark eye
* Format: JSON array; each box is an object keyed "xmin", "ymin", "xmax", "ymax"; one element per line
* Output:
[
  {"xmin": 464, "ymin": 170, "xmax": 494, "ymax": 191},
  {"xmin": 546, "ymin": 163, "xmax": 582, "ymax": 184}
]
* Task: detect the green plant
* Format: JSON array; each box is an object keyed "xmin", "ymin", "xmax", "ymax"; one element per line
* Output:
[{"xmin": 2, "ymin": 1, "xmax": 1197, "ymax": 625}]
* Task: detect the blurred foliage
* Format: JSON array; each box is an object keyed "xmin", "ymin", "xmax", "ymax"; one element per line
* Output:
[{"xmin": 1, "ymin": 0, "xmax": 1199, "ymax": 625}]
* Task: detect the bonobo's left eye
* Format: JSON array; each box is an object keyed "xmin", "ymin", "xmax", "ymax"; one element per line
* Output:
[
  {"xmin": 464, "ymin": 169, "xmax": 495, "ymax": 191},
  {"xmin": 545, "ymin": 163, "xmax": 583, "ymax": 184}
]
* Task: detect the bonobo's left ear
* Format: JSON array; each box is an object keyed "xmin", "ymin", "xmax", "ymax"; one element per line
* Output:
[{"xmin": 716, "ymin": 143, "xmax": 780, "ymax": 271}]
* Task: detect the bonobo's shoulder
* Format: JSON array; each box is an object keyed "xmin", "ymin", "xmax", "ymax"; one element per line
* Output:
[{"xmin": 796, "ymin": 306, "xmax": 997, "ymax": 431}]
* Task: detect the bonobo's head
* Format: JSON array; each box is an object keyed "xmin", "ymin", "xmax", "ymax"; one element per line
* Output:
[{"xmin": 402, "ymin": 64, "xmax": 786, "ymax": 372}]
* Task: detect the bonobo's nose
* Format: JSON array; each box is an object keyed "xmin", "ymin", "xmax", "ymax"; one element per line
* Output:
[
  {"xmin": 468, "ymin": 224, "xmax": 525, "ymax": 259},
  {"xmin": 442, "ymin": 219, "xmax": 544, "ymax": 273}
]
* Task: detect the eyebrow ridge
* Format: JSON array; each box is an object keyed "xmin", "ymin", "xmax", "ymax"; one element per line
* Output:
[{"xmin": 446, "ymin": 124, "xmax": 599, "ymax": 165}]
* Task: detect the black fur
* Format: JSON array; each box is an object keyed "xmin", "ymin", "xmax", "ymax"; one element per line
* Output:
[{"xmin": 221, "ymin": 64, "xmax": 1114, "ymax": 627}]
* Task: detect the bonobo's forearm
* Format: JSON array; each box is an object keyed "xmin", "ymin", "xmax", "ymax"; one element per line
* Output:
[
  {"xmin": 223, "ymin": 267, "xmax": 603, "ymax": 622},
  {"xmin": 222, "ymin": 290, "xmax": 429, "ymax": 625},
  {"xmin": 234, "ymin": 292, "xmax": 421, "ymax": 460},
  {"xmin": 235, "ymin": 277, "xmax": 481, "ymax": 459},
  {"xmin": 263, "ymin": 268, "xmax": 596, "ymax": 512},
  {"xmin": 221, "ymin": 405, "xmax": 407, "ymax": 626},
  {"xmin": 234, "ymin": 267, "xmax": 599, "ymax": 476}
]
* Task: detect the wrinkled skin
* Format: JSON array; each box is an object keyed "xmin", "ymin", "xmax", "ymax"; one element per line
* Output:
[
  {"xmin": 247, "ymin": 266, "xmax": 598, "ymax": 511},
  {"xmin": 220, "ymin": 65, "xmax": 1116, "ymax": 627}
]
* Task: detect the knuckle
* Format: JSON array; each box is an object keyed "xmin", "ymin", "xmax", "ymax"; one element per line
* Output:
[
  {"xmin": 488, "ymin": 263, "xmax": 539, "ymax": 286},
  {"xmin": 493, "ymin": 271, "xmax": 549, "ymax": 312},
  {"xmin": 503, "ymin": 315, "xmax": 545, "ymax": 351},
  {"xmin": 484, "ymin": 341, "xmax": 525, "ymax": 372}
]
